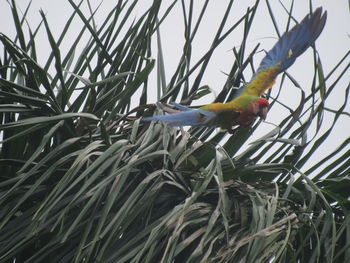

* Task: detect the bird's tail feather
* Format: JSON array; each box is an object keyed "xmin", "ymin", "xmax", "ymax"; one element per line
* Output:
[{"xmin": 142, "ymin": 108, "xmax": 216, "ymax": 127}]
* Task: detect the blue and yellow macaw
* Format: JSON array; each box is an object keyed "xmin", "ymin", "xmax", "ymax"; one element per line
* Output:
[{"xmin": 143, "ymin": 7, "xmax": 327, "ymax": 133}]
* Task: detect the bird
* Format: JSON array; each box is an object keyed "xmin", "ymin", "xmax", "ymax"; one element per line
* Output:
[{"xmin": 143, "ymin": 7, "xmax": 327, "ymax": 133}]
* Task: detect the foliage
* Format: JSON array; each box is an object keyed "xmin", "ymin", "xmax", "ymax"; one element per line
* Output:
[{"xmin": 0, "ymin": 0, "xmax": 349, "ymax": 262}]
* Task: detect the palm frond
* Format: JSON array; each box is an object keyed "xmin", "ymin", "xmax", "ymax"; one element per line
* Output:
[{"xmin": 0, "ymin": 0, "xmax": 349, "ymax": 262}]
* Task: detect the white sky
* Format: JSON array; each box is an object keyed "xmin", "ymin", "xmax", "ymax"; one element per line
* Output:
[{"xmin": 0, "ymin": 0, "xmax": 349, "ymax": 175}]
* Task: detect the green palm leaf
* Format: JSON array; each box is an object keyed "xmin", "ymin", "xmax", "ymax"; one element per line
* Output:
[{"xmin": 0, "ymin": 0, "xmax": 349, "ymax": 262}]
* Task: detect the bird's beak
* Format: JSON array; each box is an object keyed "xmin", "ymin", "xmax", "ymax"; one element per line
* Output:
[{"xmin": 258, "ymin": 107, "xmax": 268, "ymax": 120}]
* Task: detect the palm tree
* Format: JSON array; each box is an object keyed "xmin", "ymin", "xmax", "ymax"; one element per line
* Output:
[{"xmin": 0, "ymin": 0, "xmax": 349, "ymax": 262}]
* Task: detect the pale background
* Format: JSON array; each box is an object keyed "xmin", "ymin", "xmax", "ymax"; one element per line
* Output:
[{"xmin": 1, "ymin": 0, "xmax": 349, "ymax": 174}]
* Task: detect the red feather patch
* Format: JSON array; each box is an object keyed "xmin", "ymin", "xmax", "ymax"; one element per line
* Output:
[{"xmin": 256, "ymin": 98, "xmax": 270, "ymax": 107}]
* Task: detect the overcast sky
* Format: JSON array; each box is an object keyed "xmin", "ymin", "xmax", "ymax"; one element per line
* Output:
[{"xmin": 0, "ymin": 0, "xmax": 349, "ymax": 173}]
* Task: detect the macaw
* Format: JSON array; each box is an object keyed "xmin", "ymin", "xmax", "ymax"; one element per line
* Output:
[{"xmin": 143, "ymin": 7, "xmax": 327, "ymax": 133}]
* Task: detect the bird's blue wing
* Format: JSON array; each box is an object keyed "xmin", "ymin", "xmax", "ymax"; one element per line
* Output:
[
  {"xmin": 257, "ymin": 7, "xmax": 327, "ymax": 72},
  {"xmin": 232, "ymin": 7, "xmax": 327, "ymax": 99}
]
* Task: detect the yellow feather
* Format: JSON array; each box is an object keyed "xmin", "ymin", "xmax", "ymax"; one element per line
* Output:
[
  {"xmin": 201, "ymin": 95, "xmax": 259, "ymax": 112},
  {"xmin": 288, "ymin": 49, "xmax": 293, "ymax": 58},
  {"xmin": 241, "ymin": 66, "xmax": 279, "ymax": 97}
]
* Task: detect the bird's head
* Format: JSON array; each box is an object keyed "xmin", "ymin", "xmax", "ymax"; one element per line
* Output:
[{"xmin": 251, "ymin": 98, "xmax": 269, "ymax": 120}]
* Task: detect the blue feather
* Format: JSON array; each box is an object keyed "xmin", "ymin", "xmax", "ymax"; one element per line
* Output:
[
  {"xmin": 170, "ymin": 102, "xmax": 192, "ymax": 111},
  {"xmin": 231, "ymin": 8, "xmax": 327, "ymax": 100},
  {"xmin": 142, "ymin": 108, "xmax": 216, "ymax": 127},
  {"xmin": 258, "ymin": 7, "xmax": 327, "ymax": 72}
]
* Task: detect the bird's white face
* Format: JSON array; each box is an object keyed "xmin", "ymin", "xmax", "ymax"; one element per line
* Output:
[
  {"xmin": 250, "ymin": 100, "xmax": 269, "ymax": 120},
  {"xmin": 257, "ymin": 106, "xmax": 268, "ymax": 119}
]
